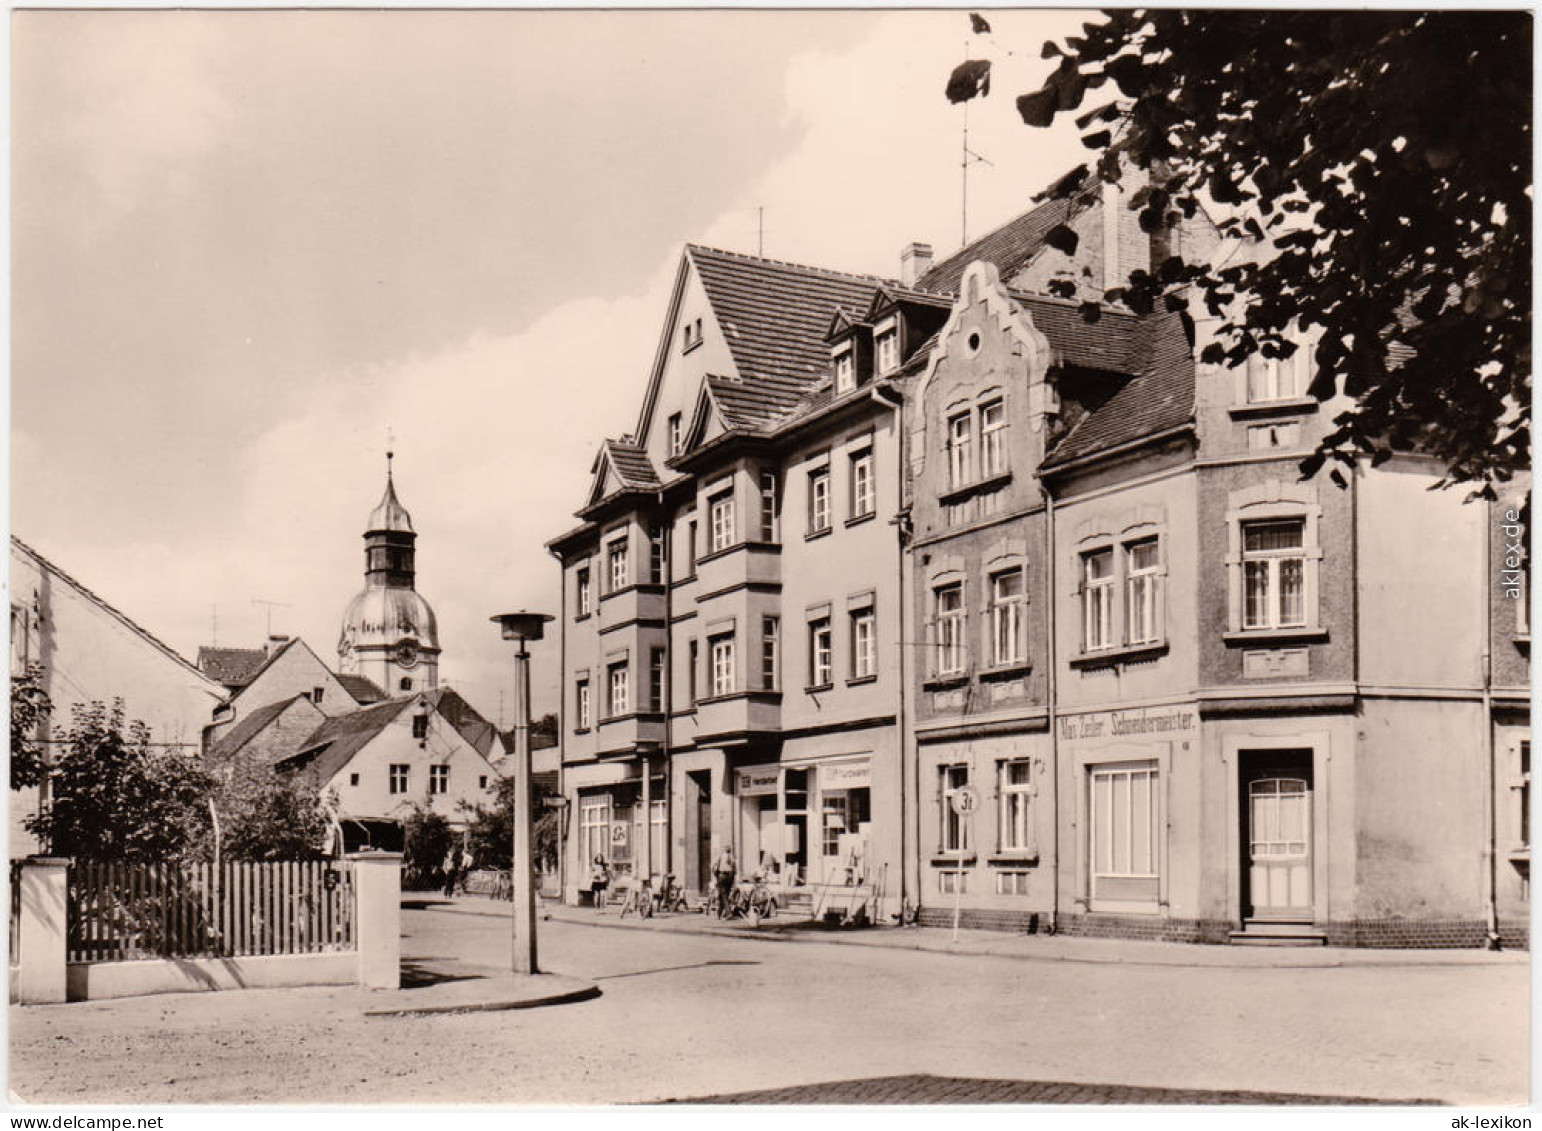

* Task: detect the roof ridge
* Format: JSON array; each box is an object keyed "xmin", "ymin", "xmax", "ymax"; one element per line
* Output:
[
  {"xmin": 10, "ymin": 535, "xmax": 217, "ymax": 686},
  {"xmin": 687, "ymin": 243, "xmax": 899, "ymax": 289}
]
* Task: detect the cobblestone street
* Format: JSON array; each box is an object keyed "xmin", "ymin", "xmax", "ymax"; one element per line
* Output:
[{"xmin": 8, "ymin": 903, "xmax": 1527, "ymax": 1106}]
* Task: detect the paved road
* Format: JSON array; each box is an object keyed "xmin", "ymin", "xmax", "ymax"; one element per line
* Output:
[{"xmin": 8, "ymin": 907, "xmax": 1528, "ymax": 1106}]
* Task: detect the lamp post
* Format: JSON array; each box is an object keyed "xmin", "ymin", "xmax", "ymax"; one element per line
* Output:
[{"xmin": 490, "ymin": 611, "xmax": 553, "ymax": 976}]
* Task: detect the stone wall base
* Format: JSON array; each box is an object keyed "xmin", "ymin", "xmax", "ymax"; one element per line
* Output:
[
  {"xmin": 913, "ymin": 908, "xmax": 1531, "ymax": 950},
  {"xmin": 63, "ymin": 951, "xmax": 358, "ymax": 1002}
]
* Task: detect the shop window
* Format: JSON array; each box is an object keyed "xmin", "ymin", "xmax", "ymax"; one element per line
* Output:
[
  {"xmin": 1125, "ymin": 538, "xmax": 1164, "ymax": 646},
  {"xmin": 580, "ymin": 795, "xmax": 612, "ymax": 866},
  {"xmin": 1082, "ymin": 548, "xmax": 1116, "ymax": 652},
  {"xmin": 709, "ymin": 634, "xmax": 735, "ymax": 697},
  {"xmin": 940, "ymin": 764, "xmax": 971, "ymax": 853},
  {"xmin": 389, "ymin": 764, "xmax": 409, "ymax": 795},
  {"xmin": 808, "ymin": 618, "xmax": 833, "ymax": 688},
  {"xmin": 607, "ymin": 536, "xmax": 629, "ymax": 592},
  {"xmin": 760, "ymin": 471, "xmax": 780, "ymax": 542},
  {"xmin": 808, "ymin": 468, "xmax": 831, "ymax": 534},
  {"xmin": 849, "ymin": 448, "xmax": 875, "ymax": 520},
  {"xmin": 576, "ymin": 566, "xmax": 592, "ymax": 617},
  {"xmin": 850, "ymin": 608, "xmax": 876, "ymax": 680},
  {"xmin": 709, "ymin": 490, "xmax": 734, "ymax": 554},
  {"xmin": 1089, "ymin": 762, "xmax": 1160, "ymax": 903},
  {"xmin": 998, "ymin": 759, "xmax": 1034, "ymax": 852},
  {"xmin": 429, "ymin": 766, "xmax": 449, "ymax": 796},
  {"xmin": 822, "ymin": 795, "xmax": 848, "ymax": 857},
  {"xmin": 990, "ymin": 568, "xmax": 1026, "ymax": 666},
  {"xmin": 935, "ymin": 583, "xmax": 966, "ymax": 676},
  {"xmin": 1242, "ymin": 519, "xmax": 1307, "ymax": 630}
]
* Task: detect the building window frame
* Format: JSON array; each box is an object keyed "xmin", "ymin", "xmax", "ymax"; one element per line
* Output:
[
  {"xmin": 606, "ymin": 535, "xmax": 629, "ymax": 593},
  {"xmin": 429, "ymin": 765, "xmax": 449, "ymax": 796},
  {"xmin": 648, "ymin": 648, "xmax": 666, "ymax": 713},
  {"xmin": 576, "ymin": 566, "xmax": 592, "ymax": 618},
  {"xmin": 850, "ymin": 607, "xmax": 876, "ymax": 680},
  {"xmin": 849, "ymin": 447, "xmax": 876, "ymax": 521},
  {"xmin": 389, "ymin": 764, "xmax": 409, "ymax": 796},
  {"xmin": 998, "ymin": 759, "xmax": 1035, "ymax": 854},
  {"xmin": 709, "ymin": 489, "xmax": 735, "ymax": 554},
  {"xmin": 668, "ymin": 412, "xmax": 683, "ymax": 456},
  {"xmin": 979, "ymin": 398, "xmax": 1006, "ymax": 478},
  {"xmin": 760, "ymin": 470, "xmax": 780, "ymax": 543},
  {"xmin": 934, "ymin": 582, "xmax": 966, "ymax": 677},
  {"xmin": 808, "ymin": 617, "xmax": 833, "ymax": 689},
  {"xmin": 761, "ymin": 615, "xmax": 780, "ymax": 691},
  {"xmin": 834, "ymin": 349, "xmax": 856, "ymax": 395},
  {"xmin": 606, "ymin": 661, "xmax": 630, "ymax": 719},
  {"xmin": 989, "ymin": 567, "xmax": 1027, "ymax": 667},
  {"xmin": 648, "ymin": 524, "xmax": 666, "ymax": 584},
  {"xmin": 808, "ymin": 467, "xmax": 832, "ymax": 535},
  {"xmin": 1088, "ymin": 759, "xmax": 1161, "ymax": 906},
  {"xmin": 875, "ymin": 327, "xmax": 899, "ymax": 376},
  {"xmin": 709, "ymin": 633, "xmax": 735, "ymax": 698},
  {"xmin": 1081, "ymin": 547, "xmax": 1116, "ymax": 653},
  {"xmin": 575, "ymin": 678, "xmax": 591, "ymax": 731},
  {"xmin": 1125, "ymin": 537, "xmax": 1164, "ymax": 646},
  {"xmin": 947, "ymin": 412, "xmax": 973, "ymax": 490},
  {"xmin": 940, "ymin": 763, "xmax": 971, "ymax": 854}
]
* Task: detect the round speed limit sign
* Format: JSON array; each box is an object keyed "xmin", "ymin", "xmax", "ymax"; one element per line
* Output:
[{"xmin": 950, "ymin": 785, "xmax": 980, "ymax": 816}]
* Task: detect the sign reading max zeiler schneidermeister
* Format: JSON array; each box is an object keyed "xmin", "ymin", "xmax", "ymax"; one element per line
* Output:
[{"xmin": 1057, "ymin": 706, "xmax": 1197, "ymax": 743}]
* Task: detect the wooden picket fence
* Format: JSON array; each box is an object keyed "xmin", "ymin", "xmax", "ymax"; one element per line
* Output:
[{"xmin": 67, "ymin": 860, "xmax": 355, "ymax": 963}]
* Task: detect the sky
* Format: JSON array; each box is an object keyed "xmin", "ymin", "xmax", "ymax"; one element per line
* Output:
[{"xmin": 11, "ymin": 8, "xmax": 1091, "ymax": 727}]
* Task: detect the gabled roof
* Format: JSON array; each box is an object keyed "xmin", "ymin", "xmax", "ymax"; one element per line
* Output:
[
  {"xmin": 278, "ymin": 686, "xmax": 500, "ymax": 783},
  {"xmin": 603, "ymin": 439, "xmax": 661, "ymax": 491},
  {"xmin": 865, "ymin": 285, "xmax": 953, "ymax": 321},
  {"xmin": 208, "ymin": 693, "xmax": 319, "ymax": 762},
  {"xmin": 10, "ymin": 536, "xmax": 219, "ymax": 689},
  {"xmin": 336, "ymin": 673, "xmax": 386, "ymax": 705},
  {"xmin": 1041, "ymin": 308, "xmax": 1196, "ymax": 470},
  {"xmin": 916, "ymin": 195, "xmax": 1082, "ymax": 296},
  {"xmin": 684, "ymin": 245, "xmax": 890, "ymax": 427},
  {"xmin": 198, "ymin": 646, "xmax": 268, "ymax": 688}
]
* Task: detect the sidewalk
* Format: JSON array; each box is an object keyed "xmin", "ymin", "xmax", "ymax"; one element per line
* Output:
[{"xmin": 418, "ymin": 892, "xmax": 1530, "ymax": 970}]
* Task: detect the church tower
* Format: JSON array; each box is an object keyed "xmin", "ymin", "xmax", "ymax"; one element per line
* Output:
[{"xmin": 338, "ymin": 455, "xmax": 440, "ymax": 695}]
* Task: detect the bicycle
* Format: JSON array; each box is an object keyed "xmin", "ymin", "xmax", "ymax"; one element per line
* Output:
[
  {"xmin": 744, "ymin": 873, "xmax": 778, "ymax": 926},
  {"xmin": 617, "ymin": 879, "xmax": 654, "ymax": 920},
  {"xmin": 652, "ymin": 874, "xmax": 687, "ymax": 915}
]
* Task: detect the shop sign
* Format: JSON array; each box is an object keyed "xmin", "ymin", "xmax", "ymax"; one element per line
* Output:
[
  {"xmin": 1057, "ymin": 706, "xmax": 1197, "ymax": 744},
  {"xmin": 737, "ymin": 766, "xmax": 779, "ymax": 796},
  {"xmin": 821, "ymin": 761, "xmax": 872, "ymax": 788},
  {"xmin": 610, "ymin": 823, "xmax": 629, "ymax": 847}
]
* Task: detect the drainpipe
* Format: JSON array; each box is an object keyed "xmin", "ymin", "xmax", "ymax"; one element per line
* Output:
[
  {"xmin": 1482, "ymin": 510, "xmax": 1501, "ymax": 950},
  {"xmin": 871, "ymin": 381, "xmax": 910, "ymax": 917},
  {"xmin": 659, "ymin": 490, "xmax": 673, "ymax": 879},
  {"xmin": 1046, "ymin": 487, "xmax": 1060, "ymax": 935}
]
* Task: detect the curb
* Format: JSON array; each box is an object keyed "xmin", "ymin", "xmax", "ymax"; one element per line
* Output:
[
  {"xmin": 363, "ymin": 975, "xmax": 601, "ymax": 1017},
  {"xmin": 419, "ymin": 897, "xmax": 1529, "ymax": 972}
]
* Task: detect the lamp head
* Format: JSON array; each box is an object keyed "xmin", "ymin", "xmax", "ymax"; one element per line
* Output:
[{"xmin": 490, "ymin": 611, "xmax": 553, "ymax": 643}]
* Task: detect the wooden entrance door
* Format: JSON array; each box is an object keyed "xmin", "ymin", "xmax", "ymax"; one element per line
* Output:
[
  {"xmin": 688, "ymin": 771, "xmax": 712, "ymax": 894},
  {"xmin": 1244, "ymin": 770, "xmax": 1313, "ymax": 919}
]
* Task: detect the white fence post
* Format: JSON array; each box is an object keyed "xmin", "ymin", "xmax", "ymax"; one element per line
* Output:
[
  {"xmin": 18, "ymin": 857, "xmax": 70, "ymax": 1004},
  {"xmin": 348, "ymin": 852, "xmax": 401, "ymax": 990}
]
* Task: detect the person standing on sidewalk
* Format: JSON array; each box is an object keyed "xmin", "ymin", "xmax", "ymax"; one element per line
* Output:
[{"xmin": 712, "ymin": 847, "xmax": 737, "ymax": 918}]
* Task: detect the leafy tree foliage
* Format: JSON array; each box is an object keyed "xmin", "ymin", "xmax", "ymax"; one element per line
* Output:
[
  {"xmin": 949, "ymin": 10, "xmax": 1530, "ymax": 492},
  {"xmin": 28, "ymin": 701, "xmax": 212, "ymax": 862},
  {"xmin": 10, "ymin": 666, "xmax": 52, "ymax": 791},
  {"xmin": 200, "ymin": 760, "xmax": 332, "ymax": 862},
  {"xmin": 460, "ymin": 773, "xmax": 560, "ymax": 874},
  {"xmin": 402, "ymin": 804, "xmax": 456, "ymax": 890}
]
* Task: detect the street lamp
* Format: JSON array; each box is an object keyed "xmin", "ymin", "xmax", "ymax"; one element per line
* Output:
[{"xmin": 490, "ymin": 610, "xmax": 553, "ymax": 976}]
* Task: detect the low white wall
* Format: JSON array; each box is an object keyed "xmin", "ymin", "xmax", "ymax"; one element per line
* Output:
[{"xmin": 65, "ymin": 951, "xmax": 357, "ymax": 1002}]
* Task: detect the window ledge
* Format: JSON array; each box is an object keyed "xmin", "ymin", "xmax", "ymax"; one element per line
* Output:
[
  {"xmin": 1070, "ymin": 641, "xmax": 1170, "ymax": 669},
  {"xmin": 938, "ymin": 470, "xmax": 1013, "ymax": 507},
  {"xmin": 1515, "ymin": 634, "xmax": 1530, "ymax": 655},
  {"xmin": 599, "ymin": 582, "xmax": 665, "ymax": 603},
  {"xmin": 696, "ymin": 690, "xmax": 783, "ymax": 706},
  {"xmin": 988, "ymin": 853, "xmax": 1040, "ymax": 866},
  {"xmin": 1227, "ymin": 397, "xmax": 1320, "ymax": 421},
  {"xmin": 574, "ymin": 613, "xmax": 591, "ymax": 624},
  {"xmin": 1508, "ymin": 846, "xmax": 1529, "ymax": 863},
  {"xmin": 1222, "ymin": 627, "xmax": 1328, "ymax": 646},
  {"xmin": 671, "ymin": 574, "xmax": 698, "ymax": 589},
  {"xmin": 923, "ymin": 673, "xmax": 969, "ymax": 691},
  {"xmin": 804, "ymin": 682, "xmax": 835, "ymax": 694},
  {"xmin": 597, "ymin": 711, "xmax": 666, "ymax": 726},
  {"xmin": 931, "ymin": 854, "xmax": 977, "ymax": 867},
  {"xmin": 978, "ymin": 661, "xmax": 1032, "ymax": 681},
  {"xmin": 804, "ymin": 526, "xmax": 833, "ymax": 543},
  {"xmin": 844, "ymin": 510, "xmax": 877, "ymax": 529},
  {"xmin": 845, "ymin": 674, "xmax": 878, "ymax": 688},
  {"xmin": 573, "ymin": 727, "xmax": 591, "ymax": 736}
]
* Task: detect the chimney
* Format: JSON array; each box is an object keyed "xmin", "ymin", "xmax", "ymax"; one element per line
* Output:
[
  {"xmin": 900, "ymin": 242, "xmax": 934, "ymax": 287},
  {"xmin": 266, "ymin": 634, "xmax": 290, "ymax": 656}
]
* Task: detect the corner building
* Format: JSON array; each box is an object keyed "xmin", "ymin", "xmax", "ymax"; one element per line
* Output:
[{"xmin": 550, "ymin": 180, "xmax": 1529, "ymax": 946}]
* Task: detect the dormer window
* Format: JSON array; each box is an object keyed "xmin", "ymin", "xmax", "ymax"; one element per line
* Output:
[
  {"xmin": 876, "ymin": 328, "xmax": 899, "ymax": 375},
  {"xmin": 834, "ymin": 349, "xmax": 855, "ymax": 395}
]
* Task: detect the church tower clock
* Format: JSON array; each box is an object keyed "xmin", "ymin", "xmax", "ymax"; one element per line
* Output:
[{"xmin": 338, "ymin": 455, "xmax": 440, "ymax": 695}]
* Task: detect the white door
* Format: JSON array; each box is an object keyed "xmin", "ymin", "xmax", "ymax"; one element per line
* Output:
[{"xmin": 1247, "ymin": 777, "xmax": 1312, "ymax": 918}]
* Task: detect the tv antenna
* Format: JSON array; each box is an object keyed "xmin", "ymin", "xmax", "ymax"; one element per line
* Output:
[
  {"xmin": 251, "ymin": 599, "xmax": 291, "ymax": 638},
  {"xmin": 961, "ymin": 99, "xmax": 994, "ymax": 246}
]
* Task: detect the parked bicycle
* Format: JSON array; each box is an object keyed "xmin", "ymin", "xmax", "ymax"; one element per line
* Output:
[
  {"xmin": 617, "ymin": 877, "xmax": 654, "ymax": 920},
  {"xmin": 652, "ymin": 873, "xmax": 688, "ymax": 915}
]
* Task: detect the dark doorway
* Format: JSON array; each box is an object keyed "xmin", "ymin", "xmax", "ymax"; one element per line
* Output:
[
  {"xmin": 1239, "ymin": 750, "xmax": 1314, "ymax": 921},
  {"xmin": 687, "ymin": 770, "xmax": 712, "ymax": 893}
]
